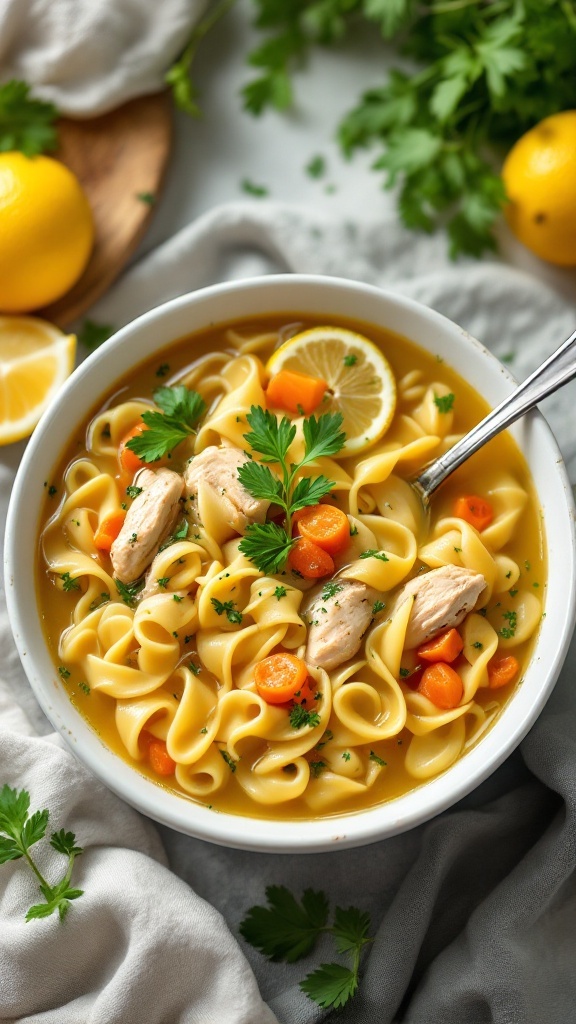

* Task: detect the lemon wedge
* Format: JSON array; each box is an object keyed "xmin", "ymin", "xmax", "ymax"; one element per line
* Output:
[
  {"xmin": 266, "ymin": 326, "xmax": 397, "ymax": 455},
  {"xmin": 0, "ymin": 317, "xmax": 76, "ymax": 445}
]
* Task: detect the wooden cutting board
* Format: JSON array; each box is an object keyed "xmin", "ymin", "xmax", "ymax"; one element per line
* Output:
[{"xmin": 39, "ymin": 92, "xmax": 173, "ymax": 329}]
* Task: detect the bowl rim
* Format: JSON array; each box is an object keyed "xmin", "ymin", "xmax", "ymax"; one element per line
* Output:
[{"xmin": 5, "ymin": 273, "xmax": 576, "ymax": 852}]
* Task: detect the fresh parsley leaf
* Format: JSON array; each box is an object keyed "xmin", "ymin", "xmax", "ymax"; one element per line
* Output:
[
  {"xmin": 321, "ymin": 581, "xmax": 343, "ymax": 601},
  {"xmin": 369, "ymin": 750, "xmax": 387, "ymax": 767},
  {"xmin": 372, "ymin": 600, "xmax": 386, "ymax": 614},
  {"xmin": 243, "ymin": 406, "xmax": 296, "ymax": 464},
  {"xmin": 219, "ymin": 749, "xmax": 237, "ymax": 772},
  {"xmin": 274, "ymin": 586, "xmax": 287, "ymax": 599},
  {"xmin": 126, "ymin": 485, "xmax": 143, "ymax": 498},
  {"xmin": 290, "ymin": 474, "xmax": 336, "ymax": 513},
  {"xmin": 498, "ymin": 609, "xmax": 517, "ymax": 639},
  {"xmin": 77, "ymin": 320, "xmax": 115, "ymax": 351},
  {"xmin": 433, "ymin": 392, "xmax": 455, "ymax": 413},
  {"xmin": 240, "ymin": 885, "xmax": 329, "ymax": 961},
  {"xmin": 126, "ymin": 386, "xmax": 206, "ymax": 462},
  {"xmin": 300, "ymin": 962, "xmax": 358, "ymax": 1009},
  {"xmin": 158, "ymin": 518, "xmax": 189, "ymax": 552},
  {"xmin": 0, "ymin": 786, "xmax": 83, "ymax": 921},
  {"xmin": 237, "ymin": 461, "xmax": 284, "ymax": 506},
  {"xmin": 238, "ymin": 522, "xmax": 296, "ymax": 576},
  {"xmin": 301, "ymin": 412, "xmax": 346, "ymax": 465},
  {"xmin": 308, "ymin": 759, "xmax": 326, "ymax": 777},
  {"xmin": 0, "ymin": 80, "xmax": 58, "ymax": 156},
  {"xmin": 136, "ymin": 191, "xmax": 156, "ymax": 205}
]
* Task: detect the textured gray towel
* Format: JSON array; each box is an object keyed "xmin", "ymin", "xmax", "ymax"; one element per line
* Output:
[{"xmin": 2, "ymin": 202, "xmax": 576, "ymax": 1024}]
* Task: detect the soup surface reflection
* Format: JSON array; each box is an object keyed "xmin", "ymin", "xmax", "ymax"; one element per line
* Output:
[{"xmin": 37, "ymin": 315, "xmax": 545, "ymax": 819}]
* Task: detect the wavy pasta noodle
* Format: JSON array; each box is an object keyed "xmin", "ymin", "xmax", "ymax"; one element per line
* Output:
[{"xmin": 37, "ymin": 313, "xmax": 546, "ymax": 820}]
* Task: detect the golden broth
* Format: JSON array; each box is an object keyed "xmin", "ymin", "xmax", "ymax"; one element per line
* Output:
[{"xmin": 36, "ymin": 313, "xmax": 545, "ymax": 820}]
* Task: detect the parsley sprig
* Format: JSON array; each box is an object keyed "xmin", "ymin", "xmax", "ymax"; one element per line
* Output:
[
  {"xmin": 0, "ymin": 80, "xmax": 58, "ymax": 156},
  {"xmin": 237, "ymin": 405, "xmax": 346, "ymax": 574},
  {"xmin": 126, "ymin": 385, "xmax": 206, "ymax": 463},
  {"xmin": 0, "ymin": 786, "xmax": 83, "ymax": 922},
  {"xmin": 240, "ymin": 885, "xmax": 372, "ymax": 1010}
]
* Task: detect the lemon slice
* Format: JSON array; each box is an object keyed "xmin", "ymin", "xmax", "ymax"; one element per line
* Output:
[
  {"xmin": 266, "ymin": 326, "xmax": 397, "ymax": 455},
  {"xmin": 0, "ymin": 316, "xmax": 76, "ymax": 445}
]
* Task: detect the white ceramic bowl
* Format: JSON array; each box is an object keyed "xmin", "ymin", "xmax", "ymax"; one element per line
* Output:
[{"xmin": 5, "ymin": 275, "xmax": 576, "ymax": 852}]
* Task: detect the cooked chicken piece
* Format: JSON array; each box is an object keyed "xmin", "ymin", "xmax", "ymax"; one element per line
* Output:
[
  {"xmin": 184, "ymin": 445, "xmax": 270, "ymax": 538},
  {"xmin": 111, "ymin": 468, "xmax": 184, "ymax": 583},
  {"xmin": 396, "ymin": 564, "xmax": 486, "ymax": 649},
  {"xmin": 304, "ymin": 580, "xmax": 381, "ymax": 671}
]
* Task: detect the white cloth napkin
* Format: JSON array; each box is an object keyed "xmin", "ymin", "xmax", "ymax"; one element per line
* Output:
[
  {"xmin": 2, "ymin": 201, "xmax": 576, "ymax": 1024},
  {"xmin": 0, "ymin": 0, "xmax": 205, "ymax": 116}
]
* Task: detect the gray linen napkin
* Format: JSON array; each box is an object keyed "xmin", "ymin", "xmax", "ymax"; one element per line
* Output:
[{"xmin": 2, "ymin": 202, "xmax": 576, "ymax": 1024}]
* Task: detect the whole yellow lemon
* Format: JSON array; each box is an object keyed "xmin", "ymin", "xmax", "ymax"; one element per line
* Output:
[
  {"xmin": 502, "ymin": 110, "xmax": 576, "ymax": 266},
  {"xmin": 0, "ymin": 152, "xmax": 94, "ymax": 312}
]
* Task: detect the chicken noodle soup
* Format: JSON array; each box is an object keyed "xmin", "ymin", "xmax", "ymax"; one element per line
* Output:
[{"xmin": 37, "ymin": 315, "xmax": 545, "ymax": 819}]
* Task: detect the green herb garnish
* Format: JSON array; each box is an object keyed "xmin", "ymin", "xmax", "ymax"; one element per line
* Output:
[
  {"xmin": 274, "ymin": 586, "xmax": 287, "ymax": 599},
  {"xmin": 220, "ymin": 749, "xmax": 237, "ymax": 773},
  {"xmin": 126, "ymin": 386, "xmax": 206, "ymax": 462},
  {"xmin": 369, "ymin": 750, "xmax": 387, "ymax": 767},
  {"xmin": 60, "ymin": 572, "xmax": 80, "ymax": 592},
  {"xmin": 321, "ymin": 581, "xmax": 343, "ymax": 601},
  {"xmin": 240, "ymin": 885, "xmax": 372, "ymax": 1010},
  {"xmin": 237, "ymin": 406, "xmax": 345, "ymax": 574},
  {"xmin": 305, "ymin": 154, "xmax": 326, "ymax": 178},
  {"xmin": 0, "ymin": 80, "xmax": 58, "ymax": 156},
  {"xmin": 289, "ymin": 704, "xmax": 321, "ymax": 730},
  {"xmin": 89, "ymin": 593, "xmax": 110, "ymax": 611},
  {"xmin": 372, "ymin": 600, "xmax": 386, "ymax": 615},
  {"xmin": 0, "ymin": 785, "xmax": 83, "ymax": 921},
  {"xmin": 114, "ymin": 577, "xmax": 144, "ymax": 607},
  {"xmin": 77, "ymin": 320, "xmax": 115, "ymax": 351},
  {"xmin": 126, "ymin": 485, "xmax": 143, "ymax": 498},
  {"xmin": 433, "ymin": 392, "xmax": 455, "ymax": 413},
  {"xmin": 359, "ymin": 550, "xmax": 389, "ymax": 562},
  {"xmin": 211, "ymin": 598, "xmax": 243, "ymax": 624},
  {"xmin": 498, "ymin": 609, "xmax": 517, "ymax": 639}
]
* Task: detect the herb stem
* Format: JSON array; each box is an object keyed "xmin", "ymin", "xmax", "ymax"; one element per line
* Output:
[{"xmin": 21, "ymin": 846, "xmax": 50, "ymax": 891}]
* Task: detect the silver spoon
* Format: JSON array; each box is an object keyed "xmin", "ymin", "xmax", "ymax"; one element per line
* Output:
[{"xmin": 412, "ymin": 326, "xmax": 576, "ymax": 506}]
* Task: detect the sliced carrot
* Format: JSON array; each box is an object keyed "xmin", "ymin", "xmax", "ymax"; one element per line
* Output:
[
  {"xmin": 417, "ymin": 628, "xmax": 463, "ymax": 664},
  {"xmin": 266, "ymin": 369, "xmax": 328, "ymax": 416},
  {"xmin": 418, "ymin": 662, "xmax": 463, "ymax": 709},
  {"xmin": 288, "ymin": 536, "xmax": 335, "ymax": 579},
  {"xmin": 94, "ymin": 510, "xmax": 126, "ymax": 552},
  {"xmin": 487, "ymin": 654, "xmax": 520, "ymax": 689},
  {"xmin": 294, "ymin": 503, "xmax": 350, "ymax": 556},
  {"xmin": 453, "ymin": 494, "xmax": 494, "ymax": 531},
  {"xmin": 254, "ymin": 652, "xmax": 309, "ymax": 704},
  {"xmin": 148, "ymin": 738, "xmax": 176, "ymax": 776},
  {"xmin": 119, "ymin": 422, "xmax": 148, "ymax": 474}
]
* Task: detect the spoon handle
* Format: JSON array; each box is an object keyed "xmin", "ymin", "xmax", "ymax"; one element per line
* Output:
[{"xmin": 416, "ymin": 326, "xmax": 576, "ymax": 500}]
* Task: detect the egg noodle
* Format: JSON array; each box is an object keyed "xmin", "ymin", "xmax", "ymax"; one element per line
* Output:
[{"xmin": 38, "ymin": 316, "xmax": 544, "ymax": 819}]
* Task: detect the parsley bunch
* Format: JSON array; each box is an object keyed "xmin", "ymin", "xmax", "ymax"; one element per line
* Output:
[
  {"xmin": 242, "ymin": 0, "xmax": 576, "ymax": 256},
  {"xmin": 237, "ymin": 405, "xmax": 346, "ymax": 574},
  {"xmin": 126, "ymin": 385, "xmax": 206, "ymax": 462},
  {"xmin": 0, "ymin": 785, "xmax": 84, "ymax": 922},
  {"xmin": 240, "ymin": 885, "xmax": 372, "ymax": 1009}
]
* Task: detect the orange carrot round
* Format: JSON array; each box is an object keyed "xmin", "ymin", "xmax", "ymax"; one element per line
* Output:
[
  {"xmin": 148, "ymin": 738, "xmax": 176, "ymax": 776},
  {"xmin": 295, "ymin": 503, "xmax": 350, "ymax": 556},
  {"xmin": 418, "ymin": 662, "xmax": 463, "ymax": 709},
  {"xmin": 254, "ymin": 652, "xmax": 309, "ymax": 704},
  {"xmin": 487, "ymin": 654, "xmax": 520, "ymax": 689},
  {"xmin": 288, "ymin": 536, "xmax": 335, "ymax": 579},
  {"xmin": 417, "ymin": 628, "xmax": 463, "ymax": 664},
  {"xmin": 453, "ymin": 494, "xmax": 494, "ymax": 531},
  {"xmin": 94, "ymin": 510, "xmax": 126, "ymax": 552},
  {"xmin": 266, "ymin": 369, "xmax": 328, "ymax": 415},
  {"xmin": 119, "ymin": 422, "xmax": 148, "ymax": 474}
]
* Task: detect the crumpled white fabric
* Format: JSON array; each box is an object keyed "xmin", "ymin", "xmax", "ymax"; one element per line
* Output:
[
  {"xmin": 0, "ymin": 0, "xmax": 205, "ymax": 116},
  {"xmin": 2, "ymin": 201, "xmax": 576, "ymax": 1024}
]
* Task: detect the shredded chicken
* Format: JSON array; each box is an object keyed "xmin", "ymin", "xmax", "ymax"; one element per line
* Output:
[
  {"xmin": 110, "ymin": 468, "xmax": 183, "ymax": 583},
  {"xmin": 304, "ymin": 579, "xmax": 381, "ymax": 671},
  {"xmin": 395, "ymin": 563, "xmax": 487, "ymax": 649},
  {"xmin": 184, "ymin": 445, "xmax": 270, "ymax": 538}
]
